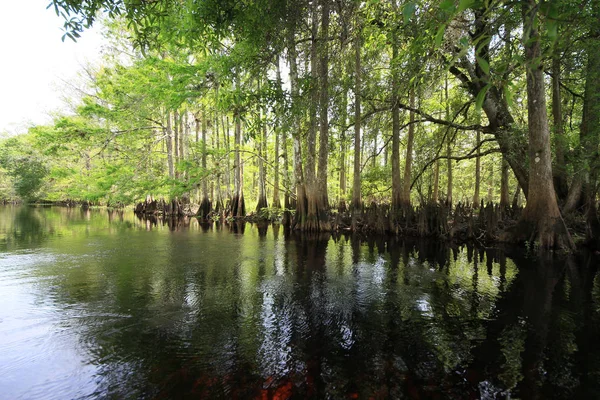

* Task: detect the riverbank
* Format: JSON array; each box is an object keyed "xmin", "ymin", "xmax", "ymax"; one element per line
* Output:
[
  {"xmin": 9, "ymin": 198, "xmax": 597, "ymax": 252},
  {"xmin": 132, "ymin": 197, "xmax": 599, "ymax": 252}
]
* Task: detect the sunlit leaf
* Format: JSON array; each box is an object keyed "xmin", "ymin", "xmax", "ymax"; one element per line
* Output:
[
  {"xmin": 440, "ymin": 0, "xmax": 455, "ymax": 12},
  {"xmin": 458, "ymin": 0, "xmax": 475, "ymax": 12},
  {"xmin": 546, "ymin": 19, "xmax": 558, "ymax": 42},
  {"xmin": 403, "ymin": 2, "xmax": 416, "ymax": 24},
  {"xmin": 435, "ymin": 24, "xmax": 446, "ymax": 48},
  {"xmin": 475, "ymin": 84, "xmax": 491, "ymax": 111},
  {"xmin": 476, "ymin": 56, "xmax": 490, "ymax": 75},
  {"xmin": 503, "ymin": 83, "xmax": 515, "ymax": 107}
]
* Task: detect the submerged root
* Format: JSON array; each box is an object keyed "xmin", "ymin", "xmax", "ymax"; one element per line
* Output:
[{"xmin": 501, "ymin": 215, "xmax": 575, "ymax": 252}]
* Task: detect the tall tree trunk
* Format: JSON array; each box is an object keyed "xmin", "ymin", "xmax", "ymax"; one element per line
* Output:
[
  {"xmin": 194, "ymin": 114, "xmax": 200, "ymax": 202},
  {"xmin": 273, "ymin": 126, "xmax": 281, "ymax": 210},
  {"xmin": 317, "ymin": 0, "xmax": 330, "ymax": 208},
  {"xmin": 582, "ymin": 1, "xmax": 600, "ymax": 241},
  {"xmin": 283, "ymin": 135, "xmax": 291, "ymax": 212},
  {"xmin": 352, "ymin": 17, "xmax": 362, "ymax": 215},
  {"xmin": 198, "ymin": 110, "xmax": 211, "ymax": 219},
  {"xmin": 209, "ymin": 119, "xmax": 214, "ymax": 207},
  {"xmin": 432, "ymin": 160, "xmax": 440, "ymax": 203},
  {"xmin": 272, "ymin": 58, "xmax": 282, "ymax": 210},
  {"xmin": 566, "ymin": 4, "xmax": 600, "ymax": 219},
  {"xmin": 512, "ymin": 184, "xmax": 521, "ymax": 209},
  {"xmin": 180, "ymin": 111, "xmax": 186, "ymax": 174},
  {"xmin": 256, "ymin": 79, "xmax": 268, "ymax": 211},
  {"xmin": 473, "ymin": 116, "xmax": 481, "ymax": 207},
  {"xmin": 551, "ymin": 53, "xmax": 568, "ymax": 201},
  {"xmin": 487, "ymin": 162, "xmax": 494, "ymax": 203},
  {"xmin": 400, "ymin": 88, "xmax": 415, "ymax": 207},
  {"xmin": 214, "ymin": 109, "xmax": 224, "ymax": 214},
  {"xmin": 447, "ymin": 139, "xmax": 453, "ymax": 205},
  {"xmin": 278, "ymin": 57, "xmax": 292, "ymax": 223},
  {"xmin": 224, "ymin": 115, "xmax": 231, "ymax": 202},
  {"xmin": 371, "ymin": 135, "xmax": 377, "ymax": 170},
  {"xmin": 339, "ymin": 77, "xmax": 348, "ymax": 211},
  {"xmin": 445, "ymin": 77, "xmax": 453, "ymax": 205},
  {"xmin": 181, "ymin": 112, "xmax": 188, "ymax": 186},
  {"xmin": 174, "ymin": 110, "xmax": 180, "ymax": 179},
  {"xmin": 500, "ymin": 155, "xmax": 510, "ymax": 208},
  {"xmin": 288, "ymin": 18, "xmax": 306, "ymax": 229},
  {"xmin": 306, "ymin": 0, "xmax": 319, "ymax": 219},
  {"xmin": 563, "ymin": 175, "xmax": 584, "ymax": 214},
  {"xmin": 283, "ymin": 127, "xmax": 291, "ymax": 211},
  {"xmin": 506, "ymin": 0, "xmax": 574, "ymax": 250},
  {"xmin": 232, "ymin": 71, "xmax": 245, "ymax": 217},
  {"xmin": 166, "ymin": 111, "xmax": 174, "ymax": 179},
  {"xmin": 299, "ymin": 0, "xmax": 329, "ymax": 231}
]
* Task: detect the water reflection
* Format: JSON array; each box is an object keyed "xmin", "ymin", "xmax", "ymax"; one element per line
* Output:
[{"xmin": 0, "ymin": 206, "xmax": 599, "ymax": 399}]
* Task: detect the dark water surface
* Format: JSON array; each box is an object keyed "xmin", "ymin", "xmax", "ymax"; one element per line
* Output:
[{"xmin": 0, "ymin": 206, "xmax": 599, "ymax": 399}]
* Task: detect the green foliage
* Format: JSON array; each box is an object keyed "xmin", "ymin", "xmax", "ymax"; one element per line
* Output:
[
  {"xmin": 14, "ymin": 0, "xmax": 590, "ymax": 221},
  {"xmin": 0, "ymin": 137, "xmax": 49, "ymax": 201}
]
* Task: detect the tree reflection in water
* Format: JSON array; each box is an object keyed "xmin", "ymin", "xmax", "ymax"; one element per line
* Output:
[{"xmin": 0, "ymin": 206, "xmax": 599, "ymax": 399}]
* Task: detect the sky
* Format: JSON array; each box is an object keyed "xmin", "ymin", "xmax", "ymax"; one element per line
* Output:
[{"xmin": 0, "ymin": 0, "xmax": 104, "ymax": 135}]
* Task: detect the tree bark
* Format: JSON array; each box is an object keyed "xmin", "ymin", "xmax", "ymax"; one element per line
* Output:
[
  {"xmin": 272, "ymin": 57, "xmax": 282, "ymax": 210},
  {"xmin": 561, "ymin": 5, "xmax": 600, "ymax": 217},
  {"xmin": 512, "ymin": 184, "xmax": 521, "ymax": 209},
  {"xmin": 506, "ymin": 0, "xmax": 574, "ymax": 250},
  {"xmin": 174, "ymin": 110, "xmax": 180, "ymax": 179},
  {"xmin": 194, "ymin": 114, "xmax": 200, "ymax": 202},
  {"xmin": 487, "ymin": 162, "xmax": 494, "ymax": 203},
  {"xmin": 445, "ymin": 77, "xmax": 452, "ymax": 205},
  {"xmin": 447, "ymin": 138, "xmax": 453, "ymax": 205},
  {"xmin": 181, "ymin": 112, "xmax": 188, "ymax": 185},
  {"xmin": 391, "ymin": 26, "xmax": 401, "ymax": 212},
  {"xmin": 551, "ymin": 53, "xmax": 568, "ymax": 201},
  {"xmin": 256, "ymin": 79, "xmax": 268, "ymax": 211},
  {"xmin": 198, "ymin": 110, "xmax": 211, "ymax": 219},
  {"xmin": 232, "ymin": 70, "xmax": 245, "ymax": 217},
  {"xmin": 317, "ymin": 0, "xmax": 330, "ymax": 208},
  {"xmin": 298, "ymin": 0, "xmax": 329, "ymax": 231},
  {"xmin": 500, "ymin": 155, "xmax": 510, "ymax": 208},
  {"xmin": 224, "ymin": 115, "xmax": 231, "ymax": 202},
  {"xmin": 273, "ymin": 125, "xmax": 281, "ymax": 210},
  {"xmin": 287, "ymin": 18, "xmax": 307, "ymax": 229},
  {"xmin": 214, "ymin": 109, "xmax": 224, "ymax": 214},
  {"xmin": 352, "ymin": 16, "xmax": 362, "ymax": 214},
  {"xmin": 473, "ymin": 117, "xmax": 481, "ymax": 207},
  {"xmin": 371, "ymin": 135, "xmax": 377, "ymax": 170},
  {"xmin": 581, "ymin": 1, "xmax": 600, "ymax": 241},
  {"xmin": 180, "ymin": 111, "xmax": 186, "ymax": 174},
  {"xmin": 166, "ymin": 111, "xmax": 174, "ymax": 179},
  {"xmin": 400, "ymin": 88, "xmax": 415, "ymax": 207},
  {"xmin": 432, "ymin": 159, "xmax": 440, "ymax": 203},
  {"xmin": 339, "ymin": 73, "xmax": 348, "ymax": 211}
]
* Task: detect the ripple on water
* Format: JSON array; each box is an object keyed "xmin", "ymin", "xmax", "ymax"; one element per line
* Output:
[{"xmin": 0, "ymin": 250, "xmax": 56, "ymax": 273}]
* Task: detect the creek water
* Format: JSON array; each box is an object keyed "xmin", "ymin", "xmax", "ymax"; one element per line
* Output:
[{"xmin": 0, "ymin": 205, "xmax": 598, "ymax": 399}]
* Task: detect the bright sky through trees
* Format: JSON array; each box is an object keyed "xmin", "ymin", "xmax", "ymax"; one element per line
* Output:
[{"xmin": 0, "ymin": 0, "xmax": 103, "ymax": 135}]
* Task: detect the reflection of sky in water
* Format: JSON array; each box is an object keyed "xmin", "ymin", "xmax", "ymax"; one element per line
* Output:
[
  {"xmin": 0, "ymin": 252, "xmax": 99, "ymax": 400},
  {"xmin": 259, "ymin": 283, "xmax": 294, "ymax": 378},
  {"xmin": 416, "ymin": 296, "xmax": 433, "ymax": 318},
  {"xmin": 339, "ymin": 323, "xmax": 354, "ymax": 350}
]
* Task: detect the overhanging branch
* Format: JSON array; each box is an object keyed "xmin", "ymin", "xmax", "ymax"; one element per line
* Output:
[{"xmin": 410, "ymin": 147, "xmax": 501, "ymax": 190}]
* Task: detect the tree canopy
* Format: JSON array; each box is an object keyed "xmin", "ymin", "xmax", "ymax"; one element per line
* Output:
[{"xmin": 1, "ymin": 0, "xmax": 598, "ymax": 249}]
